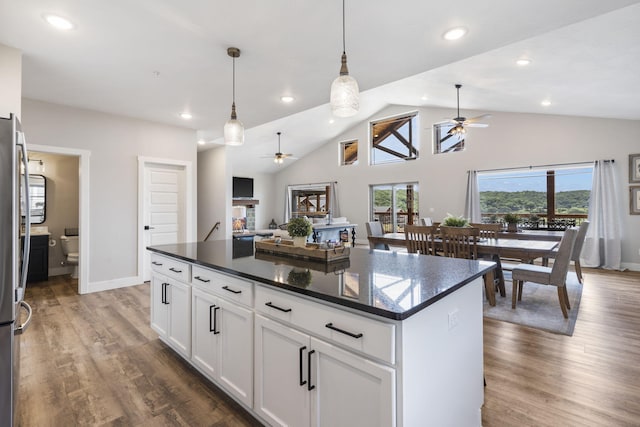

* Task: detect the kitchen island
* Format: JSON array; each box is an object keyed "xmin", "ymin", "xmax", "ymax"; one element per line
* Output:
[{"xmin": 147, "ymin": 239, "xmax": 494, "ymax": 427}]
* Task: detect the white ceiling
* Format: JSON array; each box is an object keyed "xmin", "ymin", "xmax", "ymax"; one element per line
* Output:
[{"xmin": 2, "ymin": 0, "xmax": 639, "ymax": 175}]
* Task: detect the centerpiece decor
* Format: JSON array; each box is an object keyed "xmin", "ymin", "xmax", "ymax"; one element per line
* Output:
[
  {"xmin": 503, "ymin": 213, "xmax": 520, "ymax": 232},
  {"xmin": 442, "ymin": 213, "xmax": 469, "ymax": 227},
  {"xmin": 287, "ymin": 217, "xmax": 313, "ymax": 247}
]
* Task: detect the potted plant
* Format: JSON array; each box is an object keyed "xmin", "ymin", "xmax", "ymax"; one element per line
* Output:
[
  {"xmin": 287, "ymin": 217, "xmax": 313, "ymax": 247},
  {"xmin": 503, "ymin": 213, "xmax": 520, "ymax": 232},
  {"xmin": 441, "ymin": 213, "xmax": 469, "ymax": 227},
  {"xmin": 287, "ymin": 268, "xmax": 312, "ymax": 287}
]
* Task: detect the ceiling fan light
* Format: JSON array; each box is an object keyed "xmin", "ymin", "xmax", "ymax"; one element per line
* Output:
[{"xmin": 330, "ymin": 73, "xmax": 360, "ymax": 117}]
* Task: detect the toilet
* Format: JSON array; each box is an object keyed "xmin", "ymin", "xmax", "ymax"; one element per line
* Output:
[{"xmin": 60, "ymin": 235, "xmax": 79, "ymax": 279}]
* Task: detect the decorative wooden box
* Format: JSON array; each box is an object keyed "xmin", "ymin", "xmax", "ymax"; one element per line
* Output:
[{"xmin": 254, "ymin": 239, "xmax": 350, "ymax": 262}]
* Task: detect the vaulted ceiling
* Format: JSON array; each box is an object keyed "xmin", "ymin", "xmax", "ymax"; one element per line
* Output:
[{"xmin": 2, "ymin": 0, "xmax": 639, "ymax": 175}]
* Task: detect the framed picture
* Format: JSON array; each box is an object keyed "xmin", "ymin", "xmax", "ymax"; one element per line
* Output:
[
  {"xmin": 629, "ymin": 153, "xmax": 640, "ymax": 183},
  {"xmin": 631, "ymin": 186, "xmax": 640, "ymax": 215}
]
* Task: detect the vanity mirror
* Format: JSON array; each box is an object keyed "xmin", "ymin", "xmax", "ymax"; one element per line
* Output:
[{"xmin": 21, "ymin": 174, "xmax": 46, "ymax": 224}]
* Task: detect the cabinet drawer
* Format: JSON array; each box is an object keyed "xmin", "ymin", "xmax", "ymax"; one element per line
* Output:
[
  {"xmin": 151, "ymin": 253, "xmax": 191, "ymax": 283},
  {"xmin": 255, "ymin": 285, "xmax": 395, "ymax": 364},
  {"xmin": 192, "ymin": 265, "xmax": 253, "ymax": 307}
]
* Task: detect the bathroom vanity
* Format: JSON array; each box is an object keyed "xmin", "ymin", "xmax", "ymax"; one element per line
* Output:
[
  {"xmin": 21, "ymin": 231, "xmax": 49, "ymax": 283},
  {"xmin": 147, "ymin": 240, "xmax": 494, "ymax": 427}
]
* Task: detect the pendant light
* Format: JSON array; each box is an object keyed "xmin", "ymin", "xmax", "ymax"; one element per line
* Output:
[
  {"xmin": 224, "ymin": 47, "xmax": 244, "ymax": 146},
  {"xmin": 330, "ymin": 0, "xmax": 359, "ymax": 117}
]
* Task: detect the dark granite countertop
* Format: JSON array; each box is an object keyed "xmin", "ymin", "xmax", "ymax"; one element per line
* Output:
[{"xmin": 147, "ymin": 240, "xmax": 495, "ymax": 321}]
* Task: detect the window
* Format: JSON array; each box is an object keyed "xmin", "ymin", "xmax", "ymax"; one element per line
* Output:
[
  {"xmin": 370, "ymin": 113, "xmax": 418, "ymax": 164},
  {"xmin": 433, "ymin": 122, "xmax": 464, "ymax": 154},
  {"xmin": 340, "ymin": 140, "xmax": 358, "ymax": 165},
  {"xmin": 370, "ymin": 182, "xmax": 419, "ymax": 233},
  {"xmin": 478, "ymin": 165, "xmax": 593, "ymax": 228}
]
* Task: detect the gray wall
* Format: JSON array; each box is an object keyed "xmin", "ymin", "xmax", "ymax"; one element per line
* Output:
[{"xmin": 21, "ymin": 99, "xmax": 197, "ymax": 289}]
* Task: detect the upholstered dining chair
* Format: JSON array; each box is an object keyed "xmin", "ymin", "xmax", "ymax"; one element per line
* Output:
[
  {"xmin": 543, "ymin": 221, "xmax": 590, "ymax": 283},
  {"xmin": 511, "ymin": 227, "xmax": 578, "ymax": 318},
  {"xmin": 366, "ymin": 221, "xmax": 388, "ymax": 250},
  {"xmin": 420, "ymin": 217, "xmax": 433, "ymax": 226},
  {"xmin": 404, "ymin": 225, "xmax": 438, "ymax": 256}
]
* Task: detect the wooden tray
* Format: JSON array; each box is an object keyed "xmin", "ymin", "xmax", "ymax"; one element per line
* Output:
[{"xmin": 255, "ymin": 239, "xmax": 350, "ymax": 262}]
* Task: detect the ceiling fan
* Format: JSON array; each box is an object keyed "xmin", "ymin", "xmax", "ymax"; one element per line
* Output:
[
  {"xmin": 446, "ymin": 84, "xmax": 490, "ymax": 136},
  {"xmin": 262, "ymin": 132, "xmax": 297, "ymax": 164}
]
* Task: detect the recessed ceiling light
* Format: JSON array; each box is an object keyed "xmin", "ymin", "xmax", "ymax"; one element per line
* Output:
[
  {"xmin": 443, "ymin": 27, "xmax": 467, "ymax": 41},
  {"xmin": 44, "ymin": 14, "xmax": 75, "ymax": 30},
  {"xmin": 421, "ymin": 94, "xmax": 428, "ymax": 101},
  {"xmin": 541, "ymin": 100, "xmax": 552, "ymax": 107},
  {"xmin": 180, "ymin": 112, "xmax": 192, "ymax": 120},
  {"xmin": 197, "ymin": 139, "xmax": 206, "ymax": 145},
  {"xmin": 516, "ymin": 58, "xmax": 532, "ymax": 66},
  {"xmin": 281, "ymin": 96, "xmax": 295, "ymax": 103},
  {"xmin": 328, "ymin": 119, "xmax": 335, "ymax": 124}
]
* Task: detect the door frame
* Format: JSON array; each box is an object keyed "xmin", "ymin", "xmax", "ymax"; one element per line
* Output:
[
  {"xmin": 137, "ymin": 156, "xmax": 194, "ymax": 282},
  {"xmin": 28, "ymin": 144, "xmax": 90, "ymax": 294}
]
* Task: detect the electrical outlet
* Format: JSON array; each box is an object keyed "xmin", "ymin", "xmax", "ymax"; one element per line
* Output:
[{"xmin": 448, "ymin": 309, "xmax": 459, "ymax": 331}]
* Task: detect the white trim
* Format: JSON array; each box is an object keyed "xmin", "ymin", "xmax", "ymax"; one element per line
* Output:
[
  {"xmin": 88, "ymin": 275, "xmax": 146, "ymax": 293},
  {"xmin": 27, "ymin": 144, "xmax": 91, "ymax": 294},
  {"xmin": 620, "ymin": 262, "xmax": 640, "ymax": 272},
  {"xmin": 137, "ymin": 156, "xmax": 194, "ymax": 283}
]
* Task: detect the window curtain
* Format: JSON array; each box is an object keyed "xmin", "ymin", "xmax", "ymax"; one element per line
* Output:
[
  {"xmin": 329, "ymin": 182, "xmax": 340, "ymax": 218},
  {"xmin": 284, "ymin": 186, "xmax": 292, "ymax": 223},
  {"xmin": 581, "ymin": 160, "xmax": 622, "ymax": 270},
  {"xmin": 464, "ymin": 170, "xmax": 481, "ymax": 223}
]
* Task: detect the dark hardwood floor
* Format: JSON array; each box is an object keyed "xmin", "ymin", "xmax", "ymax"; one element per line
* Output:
[{"xmin": 17, "ymin": 268, "xmax": 640, "ymax": 426}]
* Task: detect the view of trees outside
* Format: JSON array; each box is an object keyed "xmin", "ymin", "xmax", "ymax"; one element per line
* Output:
[
  {"xmin": 478, "ymin": 167, "xmax": 593, "ymax": 215},
  {"xmin": 371, "ymin": 183, "xmax": 419, "ymax": 232}
]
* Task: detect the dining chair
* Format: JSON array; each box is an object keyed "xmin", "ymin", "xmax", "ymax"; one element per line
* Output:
[
  {"xmin": 420, "ymin": 217, "xmax": 433, "ymax": 226},
  {"xmin": 542, "ymin": 221, "xmax": 590, "ymax": 283},
  {"xmin": 404, "ymin": 225, "xmax": 438, "ymax": 255},
  {"xmin": 440, "ymin": 226, "xmax": 479, "ymax": 260},
  {"xmin": 470, "ymin": 223, "xmax": 506, "ymax": 297},
  {"xmin": 511, "ymin": 227, "xmax": 578, "ymax": 318},
  {"xmin": 366, "ymin": 221, "xmax": 389, "ymax": 250}
]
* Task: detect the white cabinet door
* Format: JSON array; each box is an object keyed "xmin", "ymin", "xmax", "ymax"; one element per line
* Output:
[
  {"xmin": 150, "ymin": 274, "xmax": 169, "ymax": 336},
  {"xmin": 191, "ymin": 287, "xmax": 219, "ymax": 379},
  {"xmin": 166, "ymin": 278, "xmax": 191, "ymax": 358},
  {"xmin": 310, "ymin": 337, "xmax": 396, "ymax": 427},
  {"xmin": 217, "ymin": 297, "xmax": 253, "ymax": 407},
  {"xmin": 254, "ymin": 314, "xmax": 311, "ymax": 427}
]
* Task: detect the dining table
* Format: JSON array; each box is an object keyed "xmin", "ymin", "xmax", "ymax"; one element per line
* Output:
[
  {"xmin": 496, "ymin": 229, "xmax": 565, "ymax": 241},
  {"xmin": 367, "ymin": 233, "xmax": 560, "ymax": 306}
]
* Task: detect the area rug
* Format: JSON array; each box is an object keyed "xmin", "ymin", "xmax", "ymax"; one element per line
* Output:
[{"xmin": 483, "ymin": 271, "xmax": 582, "ymax": 336}]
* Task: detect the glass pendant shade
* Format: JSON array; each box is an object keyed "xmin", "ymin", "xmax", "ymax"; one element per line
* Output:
[
  {"xmin": 330, "ymin": 73, "xmax": 359, "ymax": 117},
  {"xmin": 224, "ymin": 117, "xmax": 244, "ymax": 146}
]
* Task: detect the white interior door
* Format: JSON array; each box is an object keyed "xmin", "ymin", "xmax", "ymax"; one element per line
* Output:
[{"xmin": 142, "ymin": 163, "xmax": 186, "ymax": 281}]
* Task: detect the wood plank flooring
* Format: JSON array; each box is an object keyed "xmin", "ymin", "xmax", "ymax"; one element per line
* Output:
[{"xmin": 17, "ymin": 268, "xmax": 640, "ymax": 426}]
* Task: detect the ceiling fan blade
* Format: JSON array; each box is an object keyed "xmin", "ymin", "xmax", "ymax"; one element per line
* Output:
[
  {"xmin": 465, "ymin": 114, "xmax": 492, "ymax": 124},
  {"xmin": 465, "ymin": 123, "xmax": 489, "ymax": 128}
]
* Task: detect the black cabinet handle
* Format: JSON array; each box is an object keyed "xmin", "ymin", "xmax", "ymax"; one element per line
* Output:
[
  {"xmin": 265, "ymin": 302, "xmax": 292, "ymax": 313},
  {"xmin": 209, "ymin": 304, "xmax": 221, "ymax": 333},
  {"xmin": 169, "ymin": 267, "xmax": 182, "ymax": 273},
  {"xmin": 299, "ymin": 346, "xmax": 307, "ymax": 386},
  {"xmin": 194, "ymin": 276, "xmax": 210, "ymax": 283},
  {"xmin": 152, "ymin": 261, "xmax": 163, "ymax": 266},
  {"xmin": 162, "ymin": 283, "xmax": 170, "ymax": 304},
  {"xmin": 325, "ymin": 323, "xmax": 363, "ymax": 339},
  {"xmin": 222, "ymin": 285, "xmax": 242, "ymax": 294},
  {"xmin": 307, "ymin": 350, "xmax": 315, "ymax": 391},
  {"xmin": 211, "ymin": 306, "xmax": 220, "ymax": 334}
]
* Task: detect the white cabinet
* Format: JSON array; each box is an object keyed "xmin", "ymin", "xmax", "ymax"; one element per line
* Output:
[
  {"xmin": 151, "ymin": 273, "xmax": 191, "ymax": 358},
  {"xmin": 192, "ymin": 287, "xmax": 253, "ymax": 408},
  {"xmin": 254, "ymin": 314, "xmax": 395, "ymax": 427}
]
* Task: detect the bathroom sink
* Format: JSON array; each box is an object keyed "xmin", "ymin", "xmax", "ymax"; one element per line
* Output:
[{"xmin": 30, "ymin": 226, "xmax": 50, "ymax": 235}]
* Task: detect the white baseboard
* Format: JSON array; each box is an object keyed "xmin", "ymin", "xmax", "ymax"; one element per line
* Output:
[
  {"xmin": 621, "ymin": 262, "xmax": 640, "ymax": 272},
  {"xmin": 87, "ymin": 275, "xmax": 144, "ymax": 293}
]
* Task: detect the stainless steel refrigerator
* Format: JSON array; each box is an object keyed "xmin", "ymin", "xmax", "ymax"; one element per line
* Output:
[{"xmin": 1, "ymin": 113, "xmax": 33, "ymax": 426}]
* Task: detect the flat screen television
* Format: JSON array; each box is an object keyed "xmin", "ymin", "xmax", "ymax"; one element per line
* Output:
[{"xmin": 233, "ymin": 176, "xmax": 254, "ymax": 198}]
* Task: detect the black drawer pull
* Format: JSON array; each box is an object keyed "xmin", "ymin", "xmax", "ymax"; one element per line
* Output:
[
  {"xmin": 222, "ymin": 285, "xmax": 242, "ymax": 294},
  {"xmin": 265, "ymin": 302, "xmax": 292, "ymax": 313},
  {"xmin": 194, "ymin": 276, "xmax": 210, "ymax": 283},
  {"xmin": 325, "ymin": 323, "xmax": 363, "ymax": 339},
  {"xmin": 152, "ymin": 261, "xmax": 163, "ymax": 266},
  {"xmin": 299, "ymin": 346, "xmax": 307, "ymax": 386},
  {"xmin": 169, "ymin": 267, "xmax": 183, "ymax": 273},
  {"xmin": 307, "ymin": 350, "xmax": 315, "ymax": 391}
]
